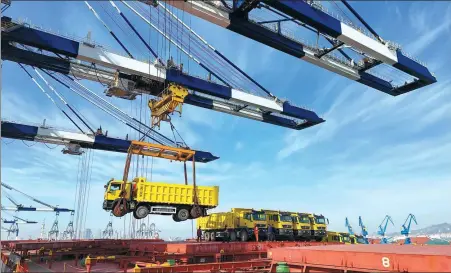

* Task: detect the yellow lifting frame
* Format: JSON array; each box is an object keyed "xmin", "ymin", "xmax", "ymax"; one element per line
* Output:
[
  {"xmin": 113, "ymin": 140, "xmax": 200, "ymax": 217},
  {"xmin": 148, "ymin": 83, "xmax": 189, "ymax": 129}
]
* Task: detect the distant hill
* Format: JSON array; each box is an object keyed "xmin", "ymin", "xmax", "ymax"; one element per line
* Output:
[{"xmin": 386, "ymin": 223, "xmax": 451, "ymax": 237}]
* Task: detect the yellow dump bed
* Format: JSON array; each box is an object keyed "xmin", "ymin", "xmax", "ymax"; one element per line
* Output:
[
  {"xmin": 133, "ymin": 178, "xmax": 219, "ymax": 207},
  {"xmin": 197, "ymin": 212, "xmax": 236, "ymax": 230}
]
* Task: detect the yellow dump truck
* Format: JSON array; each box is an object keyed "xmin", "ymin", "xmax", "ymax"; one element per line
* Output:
[
  {"xmin": 265, "ymin": 210, "xmax": 294, "ymax": 240},
  {"xmin": 322, "ymin": 231, "xmax": 349, "ymax": 243},
  {"xmin": 103, "ymin": 177, "xmax": 219, "ymax": 222},
  {"xmin": 308, "ymin": 213, "xmax": 328, "ymax": 241},
  {"xmin": 197, "ymin": 208, "xmax": 267, "ymax": 241},
  {"xmin": 290, "ymin": 213, "xmax": 311, "ymax": 241}
]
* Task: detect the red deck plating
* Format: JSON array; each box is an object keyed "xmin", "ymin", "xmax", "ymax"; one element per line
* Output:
[{"xmin": 269, "ymin": 244, "xmax": 451, "ymax": 272}]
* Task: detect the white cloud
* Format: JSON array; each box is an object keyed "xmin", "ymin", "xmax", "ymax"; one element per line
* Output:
[
  {"xmin": 235, "ymin": 141, "xmax": 243, "ymax": 151},
  {"xmin": 406, "ymin": 3, "xmax": 451, "ymax": 55}
]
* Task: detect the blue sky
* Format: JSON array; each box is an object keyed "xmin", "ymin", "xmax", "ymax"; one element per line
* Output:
[{"xmin": 2, "ymin": 1, "xmax": 451, "ymax": 239}]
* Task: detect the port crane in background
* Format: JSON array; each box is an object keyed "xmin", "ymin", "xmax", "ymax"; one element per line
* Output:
[
  {"xmin": 160, "ymin": 0, "xmax": 436, "ymax": 95},
  {"xmin": 0, "ymin": 182, "xmax": 75, "ymax": 213},
  {"xmin": 61, "ymin": 212, "xmax": 75, "ymax": 240},
  {"xmin": 377, "ymin": 215, "xmax": 394, "ymax": 244},
  {"xmin": 401, "ymin": 213, "xmax": 418, "ymax": 245},
  {"xmin": 1, "ymin": 214, "xmax": 38, "ymax": 240},
  {"xmin": 358, "ymin": 216, "xmax": 369, "ymax": 244},
  {"xmin": 345, "ymin": 217, "xmax": 354, "ymax": 235}
]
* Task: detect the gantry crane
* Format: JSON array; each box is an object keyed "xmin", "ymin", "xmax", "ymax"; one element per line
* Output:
[
  {"xmin": 159, "ymin": 0, "xmax": 436, "ymax": 95},
  {"xmin": 1, "ymin": 15, "xmax": 323, "ymax": 131},
  {"xmin": 1, "ymin": 182, "xmax": 74, "ymax": 213},
  {"xmin": 377, "ymin": 215, "xmax": 394, "ymax": 244},
  {"xmin": 1, "ymin": 214, "xmax": 37, "ymax": 240},
  {"xmin": 358, "ymin": 216, "xmax": 369, "ymax": 244},
  {"xmin": 61, "ymin": 212, "xmax": 75, "ymax": 240},
  {"xmin": 401, "ymin": 213, "xmax": 418, "ymax": 245}
]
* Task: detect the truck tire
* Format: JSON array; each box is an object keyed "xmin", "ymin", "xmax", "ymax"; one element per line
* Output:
[
  {"xmin": 204, "ymin": 232, "xmax": 211, "ymax": 241},
  {"xmin": 172, "ymin": 214, "xmax": 181, "ymax": 222},
  {"xmin": 229, "ymin": 231, "xmax": 237, "ymax": 242},
  {"xmin": 176, "ymin": 208, "xmax": 190, "ymax": 221},
  {"xmin": 210, "ymin": 232, "xmax": 216, "ymax": 241},
  {"xmin": 240, "ymin": 230, "xmax": 248, "ymax": 242},
  {"xmin": 190, "ymin": 206, "xmax": 202, "ymax": 219},
  {"xmin": 133, "ymin": 205, "xmax": 149, "ymax": 219}
]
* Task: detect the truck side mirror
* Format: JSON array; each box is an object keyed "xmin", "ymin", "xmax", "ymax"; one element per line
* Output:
[
  {"xmin": 104, "ymin": 185, "xmax": 107, "ymax": 189},
  {"xmin": 327, "ymin": 218, "xmax": 330, "ymax": 224}
]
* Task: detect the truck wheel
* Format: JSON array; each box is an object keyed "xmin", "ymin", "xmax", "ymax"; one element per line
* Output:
[
  {"xmin": 172, "ymin": 214, "xmax": 181, "ymax": 222},
  {"xmin": 229, "ymin": 231, "xmax": 237, "ymax": 242},
  {"xmin": 176, "ymin": 208, "xmax": 190, "ymax": 221},
  {"xmin": 240, "ymin": 230, "xmax": 248, "ymax": 242},
  {"xmin": 210, "ymin": 232, "xmax": 216, "ymax": 241},
  {"xmin": 133, "ymin": 205, "xmax": 149, "ymax": 219},
  {"xmin": 204, "ymin": 232, "xmax": 210, "ymax": 241},
  {"xmin": 190, "ymin": 206, "xmax": 202, "ymax": 219}
]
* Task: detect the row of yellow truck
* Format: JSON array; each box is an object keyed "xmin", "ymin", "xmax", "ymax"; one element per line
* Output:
[
  {"xmin": 102, "ymin": 179, "xmax": 364, "ymax": 244},
  {"xmin": 196, "ymin": 208, "xmax": 327, "ymax": 242}
]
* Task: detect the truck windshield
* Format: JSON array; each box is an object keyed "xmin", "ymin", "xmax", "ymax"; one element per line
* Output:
[
  {"xmin": 109, "ymin": 184, "xmax": 121, "ymax": 191},
  {"xmin": 280, "ymin": 215, "xmax": 292, "ymax": 222},
  {"xmin": 315, "ymin": 216, "xmax": 326, "ymax": 224},
  {"xmin": 342, "ymin": 235, "xmax": 350, "ymax": 242},
  {"xmin": 299, "ymin": 215, "xmax": 310, "ymax": 223},
  {"xmin": 252, "ymin": 213, "xmax": 266, "ymax": 221}
]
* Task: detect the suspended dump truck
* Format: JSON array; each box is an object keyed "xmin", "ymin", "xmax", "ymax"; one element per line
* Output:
[
  {"xmin": 103, "ymin": 177, "xmax": 219, "ymax": 221},
  {"xmin": 105, "ymin": 140, "xmax": 219, "ymax": 221}
]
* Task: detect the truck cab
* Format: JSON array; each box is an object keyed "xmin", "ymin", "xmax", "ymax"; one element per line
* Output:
[
  {"xmin": 339, "ymin": 232, "xmax": 352, "ymax": 244},
  {"xmin": 323, "ymin": 231, "xmax": 345, "ymax": 243},
  {"xmin": 103, "ymin": 179, "xmax": 132, "ymax": 211},
  {"xmin": 290, "ymin": 213, "xmax": 311, "ymax": 241},
  {"xmin": 234, "ymin": 208, "xmax": 267, "ymax": 241},
  {"xmin": 308, "ymin": 213, "xmax": 327, "ymax": 241},
  {"xmin": 264, "ymin": 210, "xmax": 294, "ymax": 240}
]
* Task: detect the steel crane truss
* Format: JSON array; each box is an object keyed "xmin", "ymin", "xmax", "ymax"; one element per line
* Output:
[
  {"xmin": 0, "ymin": 120, "xmax": 219, "ymax": 163},
  {"xmin": 1, "ymin": 18, "xmax": 324, "ymax": 130},
  {"xmin": 159, "ymin": 0, "xmax": 436, "ymax": 95}
]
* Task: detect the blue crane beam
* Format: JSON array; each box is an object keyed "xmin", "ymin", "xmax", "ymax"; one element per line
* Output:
[
  {"xmin": 159, "ymin": 0, "xmax": 436, "ymax": 95},
  {"xmin": 0, "ymin": 120, "xmax": 219, "ymax": 163},
  {"xmin": 1, "ymin": 17, "xmax": 324, "ymax": 130}
]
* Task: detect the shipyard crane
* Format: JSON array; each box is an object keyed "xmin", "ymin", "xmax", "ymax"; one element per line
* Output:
[
  {"xmin": 377, "ymin": 215, "xmax": 394, "ymax": 244},
  {"xmin": 401, "ymin": 213, "xmax": 418, "ymax": 245},
  {"xmin": 358, "ymin": 216, "xmax": 369, "ymax": 244},
  {"xmin": 102, "ymin": 215, "xmax": 114, "ymax": 239},
  {"xmin": 48, "ymin": 212, "xmax": 60, "ymax": 240},
  {"xmin": 61, "ymin": 212, "xmax": 75, "ymax": 240},
  {"xmin": 1, "ymin": 214, "xmax": 38, "ymax": 240},
  {"xmin": 345, "ymin": 217, "xmax": 354, "ymax": 235},
  {"xmin": 1, "ymin": 182, "xmax": 75, "ymax": 213},
  {"xmin": 1, "ymin": 15, "xmax": 324, "ymax": 131},
  {"xmin": 158, "ymin": 0, "xmax": 436, "ymax": 95}
]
